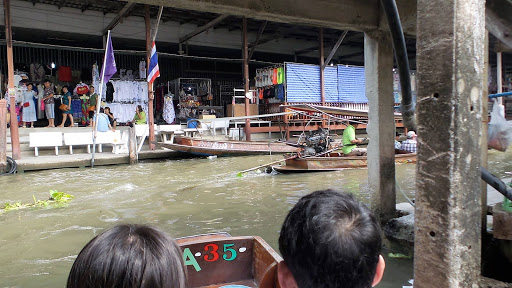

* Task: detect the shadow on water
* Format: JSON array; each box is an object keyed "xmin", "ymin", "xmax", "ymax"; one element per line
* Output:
[{"xmin": 1, "ymin": 149, "xmax": 509, "ymax": 287}]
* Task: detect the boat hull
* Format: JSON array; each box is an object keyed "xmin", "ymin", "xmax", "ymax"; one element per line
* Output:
[
  {"xmin": 177, "ymin": 233, "xmax": 282, "ymax": 288},
  {"xmin": 159, "ymin": 136, "xmax": 300, "ymax": 156},
  {"xmin": 273, "ymin": 153, "xmax": 416, "ymax": 173}
]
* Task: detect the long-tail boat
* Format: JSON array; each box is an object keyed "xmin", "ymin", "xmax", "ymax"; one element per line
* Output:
[
  {"xmin": 177, "ymin": 233, "xmax": 282, "ymax": 288},
  {"xmin": 159, "ymin": 136, "xmax": 300, "ymax": 156},
  {"xmin": 272, "ymin": 152, "xmax": 416, "ymax": 173}
]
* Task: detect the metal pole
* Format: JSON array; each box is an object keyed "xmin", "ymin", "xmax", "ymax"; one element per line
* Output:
[
  {"xmin": 319, "ymin": 28, "xmax": 326, "ymax": 128},
  {"xmin": 4, "ymin": 0, "xmax": 20, "ymax": 160},
  {"xmin": 91, "ymin": 30, "xmax": 112, "ymax": 168},
  {"xmin": 497, "ymin": 51, "xmax": 503, "ymax": 105},
  {"xmin": 146, "ymin": 5, "xmax": 155, "ymax": 150},
  {"xmin": 243, "ymin": 17, "xmax": 251, "ymax": 141}
]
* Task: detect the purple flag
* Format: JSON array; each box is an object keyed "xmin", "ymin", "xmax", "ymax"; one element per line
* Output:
[{"xmin": 102, "ymin": 34, "xmax": 117, "ymax": 82}]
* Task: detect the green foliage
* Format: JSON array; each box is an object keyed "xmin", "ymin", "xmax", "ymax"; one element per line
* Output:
[{"xmin": 0, "ymin": 190, "xmax": 74, "ymax": 214}]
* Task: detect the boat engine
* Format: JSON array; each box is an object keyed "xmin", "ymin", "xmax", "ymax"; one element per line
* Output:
[{"xmin": 302, "ymin": 128, "xmax": 331, "ymax": 156}]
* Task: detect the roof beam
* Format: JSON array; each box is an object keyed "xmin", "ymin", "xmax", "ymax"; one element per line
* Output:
[
  {"xmin": 248, "ymin": 21, "xmax": 267, "ymax": 60},
  {"xmin": 179, "ymin": 14, "xmax": 229, "ymax": 43},
  {"xmin": 249, "ymin": 32, "xmax": 280, "ymax": 48},
  {"xmin": 102, "ymin": 2, "xmax": 136, "ymax": 35},
  {"xmin": 295, "ymin": 46, "xmax": 318, "ymax": 55},
  {"xmin": 323, "ymin": 30, "xmax": 348, "ymax": 68}
]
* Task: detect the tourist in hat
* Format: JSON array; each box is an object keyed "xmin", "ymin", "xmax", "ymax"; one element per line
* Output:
[{"xmin": 400, "ymin": 131, "xmax": 417, "ymax": 153}]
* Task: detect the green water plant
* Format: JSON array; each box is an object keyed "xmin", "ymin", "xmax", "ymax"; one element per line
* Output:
[{"xmin": 1, "ymin": 190, "xmax": 74, "ymax": 214}]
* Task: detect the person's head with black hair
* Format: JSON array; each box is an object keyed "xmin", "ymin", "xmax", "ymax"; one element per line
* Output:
[
  {"xmin": 62, "ymin": 86, "xmax": 69, "ymax": 93},
  {"xmin": 278, "ymin": 190, "xmax": 385, "ymax": 288},
  {"xmin": 67, "ymin": 224, "xmax": 187, "ymax": 288},
  {"xmin": 99, "ymin": 107, "xmax": 104, "ymax": 113},
  {"xmin": 43, "ymin": 79, "xmax": 51, "ymax": 87}
]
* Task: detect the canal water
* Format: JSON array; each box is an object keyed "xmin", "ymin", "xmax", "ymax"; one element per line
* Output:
[{"xmin": 0, "ymin": 149, "xmax": 509, "ymax": 287}]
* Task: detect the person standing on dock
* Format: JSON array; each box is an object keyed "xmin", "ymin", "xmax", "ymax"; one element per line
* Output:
[
  {"xmin": 342, "ymin": 122, "xmax": 367, "ymax": 156},
  {"xmin": 42, "ymin": 79, "xmax": 55, "ymax": 128},
  {"xmin": 278, "ymin": 190, "xmax": 385, "ymax": 288},
  {"xmin": 22, "ymin": 83, "xmax": 37, "ymax": 128}
]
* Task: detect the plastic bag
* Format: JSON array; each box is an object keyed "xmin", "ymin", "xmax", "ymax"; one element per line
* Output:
[{"xmin": 488, "ymin": 100, "xmax": 512, "ymax": 151}]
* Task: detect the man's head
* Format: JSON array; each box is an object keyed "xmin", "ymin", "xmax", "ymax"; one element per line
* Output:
[
  {"xmin": 44, "ymin": 79, "xmax": 51, "ymax": 88},
  {"xmin": 278, "ymin": 190, "xmax": 385, "ymax": 288},
  {"xmin": 406, "ymin": 131, "xmax": 416, "ymax": 140},
  {"xmin": 396, "ymin": 131, "xmax": 400, "ymax": 140}
]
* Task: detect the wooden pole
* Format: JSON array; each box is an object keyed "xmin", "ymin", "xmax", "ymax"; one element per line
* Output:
[
  {"xmin": 243, "ymin": 17, "xmax": 251, "ymax": 141},
  {"xmin": 4, "ymin": 0, "xmax": 20, "ymax": 160},
  {"xmin": 0, "ymin": 99, "xmax": 7, "ymax": 170},
  {"xmin": 145, "ymin": 5, "xmax": 155, "ymax": 150}
]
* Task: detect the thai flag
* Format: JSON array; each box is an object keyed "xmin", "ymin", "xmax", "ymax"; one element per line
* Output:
[{"xmin": 147, "ymin": 42, "xmax": 160, "ymax": 83}]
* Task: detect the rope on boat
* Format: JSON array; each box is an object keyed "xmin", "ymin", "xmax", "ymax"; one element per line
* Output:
[{"xmin": 396, "ymin": 176, "xmax": 415, "ymax": 207}]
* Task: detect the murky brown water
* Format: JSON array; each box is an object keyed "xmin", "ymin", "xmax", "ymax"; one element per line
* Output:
[{"xmin": 0, "ymin": 149, "xmax": 509, "ymax": 287}]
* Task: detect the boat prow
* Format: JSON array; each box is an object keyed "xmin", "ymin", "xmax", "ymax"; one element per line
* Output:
[{"xmin": 177, "ymin": 233, "xmax": 282, "ymax": 288}]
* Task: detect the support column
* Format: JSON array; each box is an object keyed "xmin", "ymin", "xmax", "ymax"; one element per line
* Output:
[
  {"xmin": 4, "ymin": 0, "xmax": 20, "ymax": 160},
  {"xmin": 243, "ymin": 17, "xmax": 251, "ymax": 141},
  {"xmin": 365, "ymin": 31, "xmax": 395, "ymax": 222},
  {"xmin": 145, "ymin": 5, "xmax": 155, "ymax": 150},
  {"xmin": 481, "ymin": 32, "xmax": 489, "ymax": 231},
  {"xmin": 414, "ymin": 0, "xmax": 485, "ymax": 286}
]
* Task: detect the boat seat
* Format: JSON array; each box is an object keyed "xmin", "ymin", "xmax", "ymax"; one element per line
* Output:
[{"xmin": 29, "ymin": 132, "xmax": 63, "ymax": 156}]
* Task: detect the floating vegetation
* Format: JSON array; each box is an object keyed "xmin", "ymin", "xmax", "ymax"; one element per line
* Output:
[
  {"xmin": 388, "ymin": 252, "xmax": 412, "ymax": 259},
  {"xmin": 1, "ymin": 190, "xmax": 74, "ymax": 214}
]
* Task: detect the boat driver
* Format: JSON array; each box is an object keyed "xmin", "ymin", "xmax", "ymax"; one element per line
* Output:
[{"xmin": 342, "ymin": 122, "xmax": 367, "ymax": 156}]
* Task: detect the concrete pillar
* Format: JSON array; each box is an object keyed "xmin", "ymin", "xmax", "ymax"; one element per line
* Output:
[
  {"xmin": 414, "ymin": 0, "xmax": 485, "ymax": 286},
  {"xmin": 365, "ymin": 31, "xmax": 395, "ymax": 223},
  {"xmin": 481, "ymin": 32, "xmax": 489, "ymax": 231}
]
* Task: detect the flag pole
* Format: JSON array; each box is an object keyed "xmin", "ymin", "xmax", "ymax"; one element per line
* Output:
[{"xmin": 91, "ymin": 30, "xmax": 111, "ymax": 168}]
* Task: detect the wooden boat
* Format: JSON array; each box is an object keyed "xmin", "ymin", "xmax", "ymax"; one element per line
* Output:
[
  {"xmin": 158, "ymin": 136, "xmax": 300, "ymax": 156},
  {"xmin": 177, "ymin": 233, "xmax": 282, "ymax": 288},
  {"xmin": 273, "ymin": 152, "xmax": 416, "ymax": 173}
]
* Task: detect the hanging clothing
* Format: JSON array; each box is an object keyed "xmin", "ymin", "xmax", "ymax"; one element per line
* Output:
[
  {"xmin": 58, "ymin": 66, "xmax": 72, "ymax": 82},
  {"xmin": 92, "ymin": 63, "xmax": 100, "ymax": 91},
  {"xmin": 272, "ymin": 68, "xmax": 278, "ymax": 85},
  {"xmin": 277, "ymin": 67, "xmax": 284, "ymax": 84},
  {"xmin": 37, "ymin": 84, "xmax": 45, "ymax": 119},
  {"xmin": 30, "ymin": 63, "xmax": 46, "ymax": 83},
  {"xmin": 156, "ymin": 86, "xmax": 164, "ymax": 111},
  {"xmin": 106, "ymin": 82, "xmax": 115, "ymax": 103},
  {"xmin": 139, "ymin": 60, "xmax": 147, "ymax": 79},
  {"xmin": 163, "ymin": 97, "xmax": 176, "ymax": 124},
  {"xmin": 74, "ymin": 82, "xmax": 89, "ymax": 95},
  {"xmin": 22, "ymin": 90, "xmax": 37, "ymax": 122}
]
